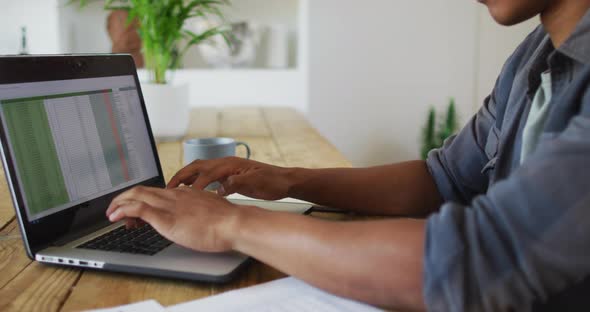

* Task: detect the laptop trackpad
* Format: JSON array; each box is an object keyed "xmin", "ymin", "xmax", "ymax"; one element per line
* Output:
[{"xmin": 144, "ymin": 244, "xmax": 248, "ymax": 276}]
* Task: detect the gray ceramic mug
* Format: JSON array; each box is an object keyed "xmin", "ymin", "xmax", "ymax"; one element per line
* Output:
[{"xmin": 183, "ymin": 138, "xmax": 251, "ymax": 190}]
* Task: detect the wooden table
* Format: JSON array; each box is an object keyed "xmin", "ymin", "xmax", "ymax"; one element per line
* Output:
[{"xmin": 0, "ymin": 107, "xmax": 353, "ymax": 311}]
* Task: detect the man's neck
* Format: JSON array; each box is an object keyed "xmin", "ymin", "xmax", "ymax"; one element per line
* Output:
[{"xmin": 541, "ymin": 0, "xmax": 590, "ymax": 47}]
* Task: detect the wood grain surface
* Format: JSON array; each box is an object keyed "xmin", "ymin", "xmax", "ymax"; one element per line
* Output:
[{"xmin": 0, "ymin": 107, "xmax": 353, "ymax": 311}]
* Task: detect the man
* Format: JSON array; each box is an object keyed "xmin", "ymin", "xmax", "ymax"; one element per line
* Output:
[{"xmin": 106, "ymin": 0, "xmax": 590, "ymax": 310}]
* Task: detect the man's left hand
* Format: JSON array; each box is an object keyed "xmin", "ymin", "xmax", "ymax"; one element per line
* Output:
[{"xmin": 106, "ymin": 186, "xmax": 245, "ymax": 252}]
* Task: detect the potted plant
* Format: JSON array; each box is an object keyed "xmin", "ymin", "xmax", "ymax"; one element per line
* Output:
[
  {"xmin": 421, "ymin": 98, "xmax": 459, "ymax": 159},
  {"xmin": 73, "ymin": 0, "xmax": 231, "ymax": 140}
]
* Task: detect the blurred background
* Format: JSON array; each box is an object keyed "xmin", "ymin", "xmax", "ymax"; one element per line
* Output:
[{"xmin": 0, "ymin": 0, "xmax": 537, "ymax": 166}]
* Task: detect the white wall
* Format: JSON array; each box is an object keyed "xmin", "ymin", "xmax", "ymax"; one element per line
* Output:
[
  {"xmin": 0, "ymin": 0, "xmax": 540, "ymax": 167},
  {"xmin": 0, "ymin": 0, "xmax": 61, "ymax": 54},
  {"xmin": 57, "ymin": 0, "xmax": 111, "ymax": 54},
  {"xmin": 307, "ymin": 1, "xmax": 538, "ymax": 166},
  {"xmin": 308, "ymin": 0, "xmax": 478, "ymax": 165},
  {"xmin": 137, "ymin": 69, "xmax": 307, "ymax": 112}
]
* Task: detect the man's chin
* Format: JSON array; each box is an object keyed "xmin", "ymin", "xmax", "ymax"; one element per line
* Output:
[
  {"xmin": 491, "ymin": 15, "xmax": 525, "ymax": 26},
  {"xmin": 488, "ymin": 7, "xmax": 539, "ymax": 26}
]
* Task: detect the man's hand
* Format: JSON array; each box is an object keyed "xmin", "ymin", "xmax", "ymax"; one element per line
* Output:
[
  {"xmin": 167, "ymin": 157, "xmax": 293, "ymax": 200},
  {"xmin": 106, "ymin": 186, "xmax": 252, "ymax": 252},
  {"xmin": 105, "ymin": 185, "xmax": 426, "ymax": 310}
]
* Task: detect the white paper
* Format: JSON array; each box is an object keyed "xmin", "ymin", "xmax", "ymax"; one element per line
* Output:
[
  {"xmin": 84, "ymin": 300, "xmax": 165, "ymax": 312},
  {"xmin": 167, "ymin": 277, "xmax": 383, "ymax": 312},
  {"xmin": 227, "ymin": 194, "xmax": 313, "ymax": 214},
  {"xmin": 227, "ymin": 193, "xmax": 311, "ymax": 205}
]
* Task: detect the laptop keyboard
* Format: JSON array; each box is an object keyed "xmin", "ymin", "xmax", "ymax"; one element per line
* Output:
[{"xmin": 77, "ymin": 224, "xmax": 172, "ymax": 256}]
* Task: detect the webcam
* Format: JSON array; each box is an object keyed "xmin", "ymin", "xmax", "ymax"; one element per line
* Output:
[{"xmin": 71, "ymin": 59, "xmax": 87, "ymax": 71}]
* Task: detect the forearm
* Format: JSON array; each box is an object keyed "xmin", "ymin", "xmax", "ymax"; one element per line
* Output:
[
  {"xmin": 286, "ymin": 160, "xmax": 443, "ymax": 216},
  {"xmin": 232, "ymin": 205, "xmax": 426, "ymax": 310}
]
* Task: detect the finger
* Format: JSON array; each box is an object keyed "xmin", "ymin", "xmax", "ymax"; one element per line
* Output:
[
  {"xmin": 219, "ymin": 174, "xmax": 252, "ymax": 197},
  {"xmin": 125, "ymin": 218, "xmax": 141, "ymax": 229},
  {"xmin": 218, "ymin": 179, "xmax": 233, "ymax": 197},
  {"xmin": 176, "ymin": 185, "xmax": 193, "ymax": 192},
  {"xmin": 167, "ymin": 159, "xmax": 210, "ymax": 188},
  {"xmin": 168, "ymin": 174, "xmax": 199, "ymax": 188},
  {"xmin": 108, "ymin": 188, "xmax": 164, "ymax": 216},
  {"xmin": 217, "ymin": 178, "xmax": 229, "ymax": 196},
  {"xmin": 191, "ymin": 164, "xmax": 230, "ymax": 190},
  {"xmin": 108, "ymin": 201, "xmax": 174, "ymax": 231},
  {"xmin": 107, "ymin": 200, "xmax": 134, "ymax": 217},
  {"xmin": 107, "ymin": 186, "xmax": 173, "ymax": 216},
  {"xmin": 125, "ymin": 217, "xmax": 147, "ymax": 228},
  {"xmin": 167, "ymin": 173, "xmax": 200, "ymax": 189}
]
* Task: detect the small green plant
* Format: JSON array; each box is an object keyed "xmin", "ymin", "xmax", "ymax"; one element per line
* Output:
[
  {"xmin": 421, "ymin": 98, "xmax": 459, "ymax": 160},
  {"xmin": 72, "ymin": 0, "xmax": 231, "ymax": 84}
]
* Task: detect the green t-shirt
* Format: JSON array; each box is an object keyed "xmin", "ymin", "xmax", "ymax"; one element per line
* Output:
[{"xmin": 521, "ymin": 71, "xmax": 553, "ymax": 163}]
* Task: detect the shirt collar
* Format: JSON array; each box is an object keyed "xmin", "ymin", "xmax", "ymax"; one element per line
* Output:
[
  {"xmin": 526, "ymin": 35, "xmax": 554, "ymax": 98},
  {"xmin": 559, "ymin": 8, "xmax": 590, "ymax": 65}
]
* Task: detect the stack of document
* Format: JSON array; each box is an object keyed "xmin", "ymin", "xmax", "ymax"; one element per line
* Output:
[{"xmin": 88, "ymin": 277, "xmax": 383, "ymax": 312}]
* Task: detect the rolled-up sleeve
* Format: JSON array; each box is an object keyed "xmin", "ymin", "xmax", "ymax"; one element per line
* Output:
[
  {"xmin": 423, "ymin": 112, "xmax": 590, "ymax": 311},
  {"xmin": 426, "ymin": 92, "xmax": 497, "ymax": 205},
  {"xmin": 426, "ymin": 42, "xmax": 521, "ymax": 205}
]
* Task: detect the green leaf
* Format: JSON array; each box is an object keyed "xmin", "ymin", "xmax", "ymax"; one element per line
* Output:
[
  {"xmin": 437, "ymin": 98, "xmax": 459, "ymax": 145},
  {"xmin": 420, "ymin": 99, "xmax": 460, "ymax": 159},
  {"xmin": 180, "ymin": 26, "xmax": 230, "ymax": 57},
  {"xmin": 421, "ymin": 107, "xmax": 437, "ymax": 160},
  {"xmin": 72, "ymin": 0, "xmax": 232, "ymax": 84}
]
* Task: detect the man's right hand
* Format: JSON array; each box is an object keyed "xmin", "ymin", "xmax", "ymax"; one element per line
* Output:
[{"xmin": 167, "ymin": 157, "xmax": 294, "ymax": 200}]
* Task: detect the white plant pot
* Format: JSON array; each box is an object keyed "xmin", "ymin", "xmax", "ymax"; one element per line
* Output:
[{"xmin": 141, "ymin": 82, "xmax": 190, "ymax": 141}]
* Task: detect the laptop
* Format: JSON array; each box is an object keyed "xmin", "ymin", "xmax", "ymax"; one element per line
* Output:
[{"xmin": 0, "ymin": 54, "xmax": 312, "ymax": 282}]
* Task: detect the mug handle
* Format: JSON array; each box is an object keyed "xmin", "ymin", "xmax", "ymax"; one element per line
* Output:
[{"xmin": 236, "ymin": 142, "xmax": 251, "ymax": 159}]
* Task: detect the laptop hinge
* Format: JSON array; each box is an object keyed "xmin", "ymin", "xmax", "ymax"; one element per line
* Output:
[{"xmin": 53, "ymin": 219, "xmax": 112, "ymax": 246}]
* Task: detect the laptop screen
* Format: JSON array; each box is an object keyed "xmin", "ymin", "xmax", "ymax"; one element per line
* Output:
[{"xmin": 0, "ymin": 75, "xmax": 159, "ymax": 222}]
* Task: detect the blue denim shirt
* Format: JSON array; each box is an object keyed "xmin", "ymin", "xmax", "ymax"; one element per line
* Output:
[{"xmin": 425, "ymin": 9, "xmax": 590, "ymax": 312}]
